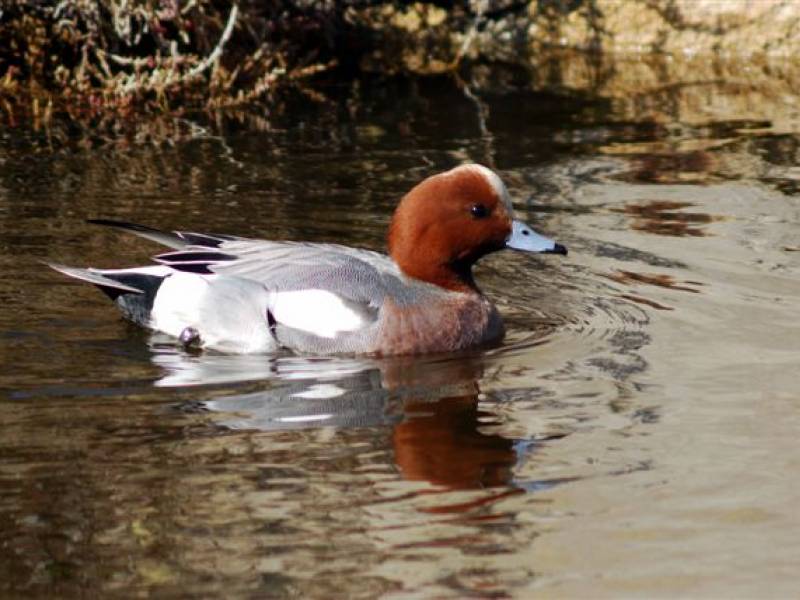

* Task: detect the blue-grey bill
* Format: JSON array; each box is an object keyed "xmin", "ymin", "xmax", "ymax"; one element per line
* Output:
[{"xmin": 506, "ymin": 220, "xmax": 568, "ymax": 255}]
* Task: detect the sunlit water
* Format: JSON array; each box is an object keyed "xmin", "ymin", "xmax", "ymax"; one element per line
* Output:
[{"xmin": 1, "ymin": 72, "xmax": 799, "ymax": 598}]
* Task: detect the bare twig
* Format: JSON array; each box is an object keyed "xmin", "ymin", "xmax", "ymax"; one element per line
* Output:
[
  {"xmin": 455, "ymin": 73, "xmax": 495, "ymax": 168},
  {"xmin": 186, "ymin": 3, "xmax": 239, "ymax": 80}
]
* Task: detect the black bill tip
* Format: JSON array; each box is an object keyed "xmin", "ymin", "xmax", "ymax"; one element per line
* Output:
[{"xmin": 546, "ymin": 243, "xmax": 568, "ymax": 256}]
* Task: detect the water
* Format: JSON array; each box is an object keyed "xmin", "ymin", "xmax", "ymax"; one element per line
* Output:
[{"xmin": 1, "ymin": 71, "xmax": 799, "ymax": 598}]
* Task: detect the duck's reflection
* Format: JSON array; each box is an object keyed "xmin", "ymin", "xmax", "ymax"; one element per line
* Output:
[
  {"xmin": 152, "ymin": 345, "xmax": 524, "ymax": 492},
  {"xmin": 394, "ymin": 396, "xmax": 515, "ymax": 490}
]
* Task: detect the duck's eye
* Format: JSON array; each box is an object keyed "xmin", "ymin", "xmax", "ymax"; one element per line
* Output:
[{"xmin": 470, "ymin": 204, "xmax": 489, "ymax": 219}]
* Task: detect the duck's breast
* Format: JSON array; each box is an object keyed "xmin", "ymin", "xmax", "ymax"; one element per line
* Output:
[{"xmin": 371, "ymin": 291, "xmax": 503, "ymax": 356}]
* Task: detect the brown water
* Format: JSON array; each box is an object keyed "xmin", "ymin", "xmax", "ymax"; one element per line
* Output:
[{"xmin": 1, "ymin": 72, "xmax": 799, "ymax": 598}]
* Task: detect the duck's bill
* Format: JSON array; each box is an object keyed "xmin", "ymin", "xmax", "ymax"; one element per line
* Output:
[{"xmin": 506, "ymin": 220, "xmax": 568, "ymax": 255}]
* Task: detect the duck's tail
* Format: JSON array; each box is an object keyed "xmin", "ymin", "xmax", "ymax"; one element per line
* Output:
[
  {"xmin": 47, "ymin": 220, "xmax": 244, "ymax": 326},
  {"xmin": 47, "ymin": 263, "xmax": 143, "ymax": 296},
  {"xmin": 48, "ymin": 263, "xmax": 169, "ymax": 326}
]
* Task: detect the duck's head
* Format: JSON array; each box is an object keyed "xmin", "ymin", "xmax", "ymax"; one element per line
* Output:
[{"xmin": 387, "ymin": 164, "xmax": 567, "ymax": 291}]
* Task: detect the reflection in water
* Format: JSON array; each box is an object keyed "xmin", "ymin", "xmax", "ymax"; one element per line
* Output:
[
  {"xmin": 162, "ymin": 349, "xmax": 540, "ymax": 494},
  {"xmin": 151, "ymin": 337, "xmax": 378, "ymax": 389},
  {"xmin": 605, "ymin": 270, "xmax": 703, "ymax": 293},
  {"xmin": 393, "ymin": 396, "xmax": 515, "ymax": 490},
  {"xmin": 618, "ymin": 293, "xmax": 674, "ymax": 311},
  {"xmin": 628, "ymin": 150, "xmax": 715, "ymax": 183},
  {"xmin": 613, "ymin": 200, "xmax": 716, "ymax": 237}
]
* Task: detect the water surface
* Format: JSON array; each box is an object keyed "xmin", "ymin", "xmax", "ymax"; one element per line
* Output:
[{"xmin": 1, "ymin": 71, "xmax": 799, "ymax": 598}]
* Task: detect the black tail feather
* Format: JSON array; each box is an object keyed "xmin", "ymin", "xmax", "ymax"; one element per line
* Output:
[
  {"xmin": 48, "ymin": 263, "xmax": 166, "ymax": 326},
  {"xmin": 87, "ymin": 219, "xmax": 243, "ymax": 250},
  {"xmin": 87, "ymin": 219, "xmax": 188, "ymax": 250}
]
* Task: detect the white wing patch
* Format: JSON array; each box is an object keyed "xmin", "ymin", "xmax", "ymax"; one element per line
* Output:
[{"xmin": 269, "ymin": 289, "xmax": 366, "ymax": 338}]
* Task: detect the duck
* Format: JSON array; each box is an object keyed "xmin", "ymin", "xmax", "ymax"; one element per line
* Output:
[{"xmin": 49, "ymin": 164, "xmax": 567, "ymax": 356}]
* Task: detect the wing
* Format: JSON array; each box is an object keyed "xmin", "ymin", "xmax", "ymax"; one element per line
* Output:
[
  {"xmin": 154, "ymin": 240, "xmax": 412, "ymax": 353},
  {"xmin": 155, "ymin": 240, "xmax": 402, "ymax": 307},
  {"xmin": 87, "ymin": 221, "xmax": 399, "ymax": 304},
  {"xmin": 83, "ymin": 221, "xmax": 420, "ymax": 353}
]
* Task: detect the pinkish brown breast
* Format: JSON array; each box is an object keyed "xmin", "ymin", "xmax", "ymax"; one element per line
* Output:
[{"xmin": 370, "ymin": 292, "xmax": 504, "ymax": 356}]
